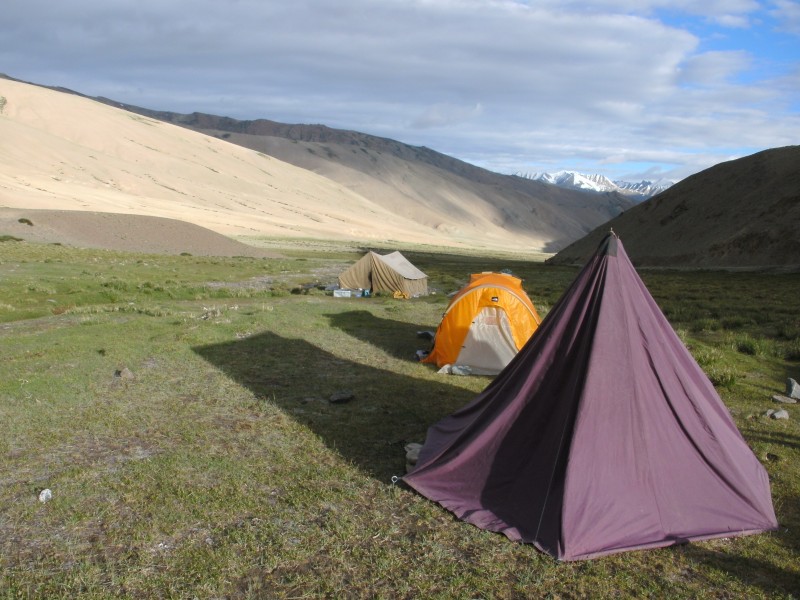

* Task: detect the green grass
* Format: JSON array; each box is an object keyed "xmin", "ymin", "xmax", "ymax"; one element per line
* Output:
[{"xmin": 0, "ymin": 241, "xmax": 798, "ymax": 598}]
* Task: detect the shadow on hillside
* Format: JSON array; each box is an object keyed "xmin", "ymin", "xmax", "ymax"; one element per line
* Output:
[
  {"xmin": 193, "ymin": 330, "xmax": 473, "ymax": 481},
  {"xmin": 324, "ymin": 310, "xmax": 435, "ymax": 360}
]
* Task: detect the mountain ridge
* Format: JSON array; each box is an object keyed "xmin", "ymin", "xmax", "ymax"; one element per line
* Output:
[
  {"xmin": 517, "ymin": 170, "xmax": 674, "ymax": 200},
  {"xmin": 547, "ymin": 146, "xmax": 800, "ymax": 270},
  {"xmin": 91, "ymin": 98, "xmax": 635, "ymax": 252},
  {"xmin": 2, "ymin": 74, "xmax": 796, "ymax": 269},
  {"xmin": 0, "ymin": 76, "xmax": 631, "ymax": 253},
  {"xmin": 0, "ymin": 77, "xmax": 451, "ymax": 247}
]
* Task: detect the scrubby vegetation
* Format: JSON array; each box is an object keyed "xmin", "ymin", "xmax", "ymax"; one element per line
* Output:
[{"xmin": 0, "ymin": 241, "xmax": 798, "ymax": 598}]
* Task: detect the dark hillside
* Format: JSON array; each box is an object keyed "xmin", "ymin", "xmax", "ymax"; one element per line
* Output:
[{"xmin": 548, "ymin": 146, "xmax": 800, "ymax": 270}]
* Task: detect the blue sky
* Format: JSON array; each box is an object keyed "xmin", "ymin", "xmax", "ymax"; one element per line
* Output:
[{"xmin": 2, "ymin": 0, "xmax": 799, "ymax": 182}]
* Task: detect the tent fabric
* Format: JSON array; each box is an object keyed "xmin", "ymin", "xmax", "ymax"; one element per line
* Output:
[
  {"xmin": 404, "ymin": 233, "xmax": 778, "ymax": 561},
  {"xmin": 422, "ymin": 272, "xmax": 541, "ymax": 374},
  {"xmin": 338, "ymin": 251, "xmax": 428, "ymax": 297}
]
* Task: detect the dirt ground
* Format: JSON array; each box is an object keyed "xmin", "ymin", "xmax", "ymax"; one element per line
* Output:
[{"xmin": 0, "ymin": 208, "xmax": 281, "ymax": 257}]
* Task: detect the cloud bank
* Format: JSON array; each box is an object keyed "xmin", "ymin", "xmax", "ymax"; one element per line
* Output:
[{"xmin": 2, "ymin": 0, "xmax": 799, "ymax": 181}]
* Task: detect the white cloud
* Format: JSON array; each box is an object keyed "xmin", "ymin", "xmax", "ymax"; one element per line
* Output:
[
  {"xmin": 410, "ymin": 103, "xmax": 484, "ymax": 129},
  {"xmin": 679, "ymin": 50, "xmax": 753, "ymax": 85},
  {"xmin": 1, "ymin": 0, "xmax": 798, "ymax": 181},
  {"xmin": 770, "ymin": 0, "xmax": 800, "ymax": 34},
  {"xmin": 534, "ymin": 0, "xmax": 761, "ymax": 25}
]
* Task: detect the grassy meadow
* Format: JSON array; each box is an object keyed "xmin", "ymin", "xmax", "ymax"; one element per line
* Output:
[{"xmin": 0, "ymin": 239, "xmax": 798, "ymax": 599}]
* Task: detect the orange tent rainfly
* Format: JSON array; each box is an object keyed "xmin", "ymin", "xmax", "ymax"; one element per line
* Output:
[{"xmin": 422, "ymin": 272, "xmax": 541, "ymax": 375}]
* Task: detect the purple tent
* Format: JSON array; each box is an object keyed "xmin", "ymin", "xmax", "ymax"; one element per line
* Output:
[{"xmin": 403, "ymin": 233, "xmax": 777, "ymax": 561}]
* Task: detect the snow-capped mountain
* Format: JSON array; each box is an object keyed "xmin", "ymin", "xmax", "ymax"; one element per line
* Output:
[
  {"xmin": 614, "ymin": 179, "xmax": 676, "ymax": 197},
  {"xmin": 518, "ymin": 170, "xmax": 674, "ymax": 200}
]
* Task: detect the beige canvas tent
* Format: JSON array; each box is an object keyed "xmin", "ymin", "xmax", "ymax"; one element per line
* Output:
[{"xmin": 338, "ymin": 251, "xmax": 428, "ymax": 297}]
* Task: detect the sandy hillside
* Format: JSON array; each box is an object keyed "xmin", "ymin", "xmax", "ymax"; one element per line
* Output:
[
  {"xmin": 122, "ymin": 107, "xmax": 632, "ymax": 252},
  {"xmin": 0, "ymin": 78, "xmax": 551, "ymax": 254}
]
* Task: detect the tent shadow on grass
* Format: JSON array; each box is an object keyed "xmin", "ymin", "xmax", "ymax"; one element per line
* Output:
[
  {"xmin": 193, "ymin": 330, "xmax": 473, "ymax": 481},
  {"xmin": 684, "ymin": 538, "xmax": 800, "ymax": 597},
  {"xmin": 325, "ymin": 310, "xmax": 435, "ymax": 361},
  {"xmin": 749, "ymin": 431, "xmax": 800, "ymax": 452}
]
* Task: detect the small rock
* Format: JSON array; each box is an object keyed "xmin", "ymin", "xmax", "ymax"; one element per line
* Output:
[
  {"xmin": 329, "ymin": 390, "xmax": 354, "ymax": 404},
  {"xmin": 114, "ymin": 367, "xmax": 135, "ymax": 379},
  {"xmin": 405, "ymin": 442, "xmax": 424, "ymax": 473},
  {"xmin": 38, "ymin": 489, "xmax": 52, "ymax": 503},
  {"xmin": 771, "ymin": 409, "xmax": 790, "ymax": 420},
  {"xmin": 437, "ymin": 364, "xmax": 452, "ymax": 374},
  {"xmin": 764, "ymin": 409, "xmax": 776, "ymax": 418},
  {"xmin": 451, "ymin": 365, "xmax": 473, "ymax": 376},
  {"xmin": 405, "ymin": 442, "xmax": 423, "ymax": 463},
  {"xmin": 787, "ymin": 378, "xmax": 800, "ymax": 400},
  {"xmin": 772, "ymin": 394, "xmax": 798, "ymax": 404}
]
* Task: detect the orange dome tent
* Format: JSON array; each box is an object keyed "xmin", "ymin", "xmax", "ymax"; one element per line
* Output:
[{"xmin": 422, "ymin": 272, "xmax": 541, "ymax": 375}]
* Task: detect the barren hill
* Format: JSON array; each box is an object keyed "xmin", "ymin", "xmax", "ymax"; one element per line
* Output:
[
  {"xmin": 0, "ymin": 74, "xmax": 635, "ymax": 255},
  {"xmin": 94, "ymin": 100, "xmax": 634, "ymax": 252},
  {"xmin": 547, "ymin": 146, "xmax": 800, "ymax": 270},
  {"xmin": 1, "ymin": 77, "xmax": 467, "ymax": 250}
]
